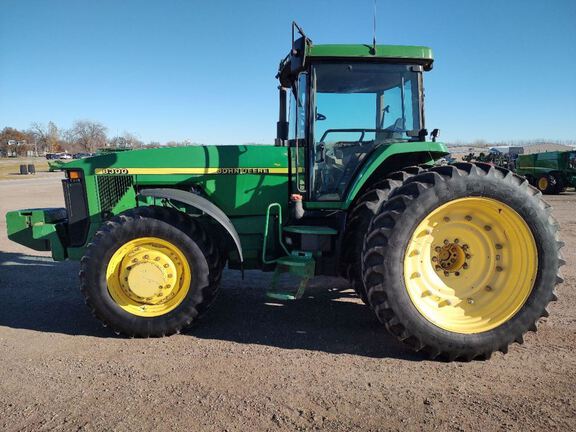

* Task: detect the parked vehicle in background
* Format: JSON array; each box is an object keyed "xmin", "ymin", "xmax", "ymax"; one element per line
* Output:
[
  {"xmin": 516, "ymin": 150, "xmax": 576, "ymax": 194},
  {"xmin": 46, "ymin": 152, "xmax": 74, "ymax": 160},
  {"xmin": 73, "ymin": 153, "xmax": 94, "ymax": 159}
]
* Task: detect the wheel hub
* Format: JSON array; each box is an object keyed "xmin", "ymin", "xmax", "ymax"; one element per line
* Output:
[
  {"xmin": 119, "ymin": 247, "xmax": 179, "ymax": 304},
  {"xmin": 435, "ymin": 242, "xmax": 467, "ymax": 273}
]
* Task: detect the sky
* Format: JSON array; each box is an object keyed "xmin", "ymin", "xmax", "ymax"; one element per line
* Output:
[{"xmin": 1, "ymin": 0, "xmax": 575, "ymax": 145}]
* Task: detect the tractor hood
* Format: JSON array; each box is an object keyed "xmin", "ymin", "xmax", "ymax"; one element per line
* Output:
[
  {"xmin": 64, "ymin": 144, "xmax": 291, "ymax": 218},
  {"xmin": 64, "ymin": 144, "xmax": 289, "ymax": 177}
]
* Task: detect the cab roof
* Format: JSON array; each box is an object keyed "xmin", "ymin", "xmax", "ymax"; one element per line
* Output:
[
  {"xmin": 308, "ymin": 44, "xmax": 433, "ymax": 66},
  {"xmin": 276, "ymin": 25, "xmax": 434, "ymax": 86}
]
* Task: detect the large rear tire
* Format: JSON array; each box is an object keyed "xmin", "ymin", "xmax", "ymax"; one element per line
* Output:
[
  {"xmin": 80, "ymin": 206, "xmax": 223, "ymax": 337},
  {"xmin": 342, "ymin": 167, "xmax": 426, "ymax": 303},
  {"xmin": 363, "ymin": 163, "xmax": 564, "ymax": 360}
]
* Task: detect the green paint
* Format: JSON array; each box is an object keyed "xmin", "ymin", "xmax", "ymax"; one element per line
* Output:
[
  {"xmin": 308, "ymin": 44, "xmax": 433, "ymax": 65},
  {"xmin": 516, "ymin": 150, "xmax": 576, "ymax": 188}
]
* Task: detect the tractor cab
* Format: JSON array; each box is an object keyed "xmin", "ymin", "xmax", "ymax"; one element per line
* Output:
[{"xmin": 276, "ymin": 22, "xmax": 436, "ymax": 204}]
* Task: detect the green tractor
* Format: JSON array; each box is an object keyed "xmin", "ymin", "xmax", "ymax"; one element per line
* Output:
[
  {"xmin": 6, "ymin": 24, "xmax": 563, "ymax": 360},
  {"xmin": 515, "ymin": 150, "xmax": 576, "ymax": 194}
]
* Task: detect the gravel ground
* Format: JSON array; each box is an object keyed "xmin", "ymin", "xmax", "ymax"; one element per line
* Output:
[{"xmin": 0, "ymin": 174, "xmax": 575, "ymax": 431}]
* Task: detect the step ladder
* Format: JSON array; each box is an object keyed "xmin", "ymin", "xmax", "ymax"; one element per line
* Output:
[
  {"xmin": 264, "ymin": 217, "xmax": 338, "ymax": 300},
  {"xmin": 267, "ymin": 251, "xmax": 316, "ymax": 300}
]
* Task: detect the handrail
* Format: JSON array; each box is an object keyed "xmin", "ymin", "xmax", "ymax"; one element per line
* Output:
[{"xmin": 262, "ymin": 203, "xmax": 290, "ymax": 265}]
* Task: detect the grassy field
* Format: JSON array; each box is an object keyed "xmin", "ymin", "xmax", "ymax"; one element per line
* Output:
[{"xmin": 0, "ymin": 157, "xmax": 50, "ymax": 180}]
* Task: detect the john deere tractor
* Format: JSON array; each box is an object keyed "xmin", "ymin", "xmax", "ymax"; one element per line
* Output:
[{"xmin": 6, "ymin": 24, "xmax": 563, "ymax": 360}]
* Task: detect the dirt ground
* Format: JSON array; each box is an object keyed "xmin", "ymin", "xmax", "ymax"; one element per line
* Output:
[{"xmin": 0, "ymin": 173, "xmax": 574, "ymax": 431}]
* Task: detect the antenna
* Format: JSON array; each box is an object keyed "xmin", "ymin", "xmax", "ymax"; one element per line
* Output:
[{"xmin": 372, "ymin": 0, "xmax": 377, "ymax": 54}]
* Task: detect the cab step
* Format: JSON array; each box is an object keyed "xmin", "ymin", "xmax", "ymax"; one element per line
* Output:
[
  {"xmin": 282, "ymin": 225, "xmax": 338, "ymax": 253},
  {"xmin": 267, "ymin": 252, "xmax": 316, "ymax": 301}
]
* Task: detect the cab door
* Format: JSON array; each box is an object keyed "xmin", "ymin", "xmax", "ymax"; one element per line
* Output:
[{"xmin": 288, "ymin": 71, "xmax": 309, "ymax": 195}]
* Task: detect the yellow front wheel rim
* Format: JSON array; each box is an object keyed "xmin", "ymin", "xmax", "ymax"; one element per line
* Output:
[
  {"xmin": 106, "ymin": 237, "xmax": 191, "ymax": 317},
  {"xmin": 404, "ymin": 197, "xmax": 538, "ymax": 334}
]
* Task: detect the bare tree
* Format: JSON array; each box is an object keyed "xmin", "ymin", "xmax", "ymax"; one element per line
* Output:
[
  {"xmin": 108, "ymin": 132, "xmax": 143, "ymax": 149},
  {"xmin": 68, "ymin": 120, "xmax": 108, "ymax": 152},
  {"xmin": 29, "ymin": 121, "xmax": 61, "ymax": 154}
]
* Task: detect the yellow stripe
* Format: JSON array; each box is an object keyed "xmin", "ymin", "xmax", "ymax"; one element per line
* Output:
[{"xmin": 95, "ymin": 167, "xmax": 289, "ymax": 175}]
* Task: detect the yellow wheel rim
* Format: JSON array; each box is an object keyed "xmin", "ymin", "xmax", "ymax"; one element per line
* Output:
[
  {"xmin": 106, "ymin": 237, "xmax": 191, "ymax": 317},
  {"xmin": 403, "ymin": 197, "xmax": 538, "ymax": 334},
  {"xmin": 538, "ymin": 177, "xmax": 548, "ymax": 191}
]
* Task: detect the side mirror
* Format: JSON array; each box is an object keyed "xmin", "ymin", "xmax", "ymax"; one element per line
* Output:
[{"xmin": 431, "ymin": 128, "xmax": 440, "ymax": 142}]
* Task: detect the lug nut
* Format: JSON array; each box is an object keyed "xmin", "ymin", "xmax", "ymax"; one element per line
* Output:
[
  {"xmin": 462, "ymin": 263, "xmax": 468, "ymax": 269},
  {"xmin": 495, "ymin": 244, "xmax": 503, "ymax": 250},
  {"xmin": 454, "ymin": 238, "xmax": 459, "ymax": 244},
  {"xmin": 496, "ymin": 255, "xmax": 501, "ymax": 261},
  {"xmin": 432, "ymin": 256, "xmax": 438, "ymax": 262},
  {"xmin": 155, "ymin": 257, "xmax": 160, "ymax": 261},
  {"xmin": 167, "ymin": 274, "xmax": 173, "ymax": 278},
  {"xmin": 496, "ymin": 266, "xmax": 503, "ymax": 272},
  {"xmin": 435, "ymin": 265, "xmax": 442, "ymax": 271},
  {"xmin": 455, "ymin": 272, "xmax": 460, "ymax": 276},
  {"xmin": 444, "ymin": 271, "xmax": 450, "ymax": 277},
  {"xmin": 435, "ymin": 246, "xmax": 442, "ymax": 252},
  {"xmin": 443, "ymin": 217, "xmax": 450, "ymax": 222},
  {"xmin": 465, "ymin": 215, "xmax": 472, "ymax": 221},
  {"xmin": 462, "ymin": 244, "xmax": 469, "ymax": 250},
  {"xmin": 466, "ymin": 254, "xmax": 471, "ymax": 259},
  {"xmin": 467, "ymin": 298, "xmax": 475, "ymax": 304},
  {"xmin": 484, "ymin": 225, "xmax": 492, "ymax": 231},
  {"xmin": 485, "ymin": 285, "xmax": 493, "ymax": 292},
  {"xmin": 144, "ymin": 255, "xmax": 149, "ymax": 259},
  {"xmin": 163, "ymin": 264, "xmax": 169, "ymax": 268},
  {"xmin": 444, "ymin": 239, "xmax": 449, "ymax": 245}
]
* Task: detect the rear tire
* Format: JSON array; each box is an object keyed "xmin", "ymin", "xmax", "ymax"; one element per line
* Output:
[
  {"xmin": 80, "ymin": 206, "xmax": 223, "ymax": 337},
  {"xmin": 342, "ymin": 167, "xmax": 426, "ymax": 303},
  {"xmin": 362, "ymin": 163, "xmax": 563, "ymax": 360}
]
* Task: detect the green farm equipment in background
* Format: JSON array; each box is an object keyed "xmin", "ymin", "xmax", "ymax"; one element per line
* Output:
[
  {"xmin": 6, "ymin": 23, "xmax": 563, "ymax": 360},
  {"xmin": 515, "ymin": 150, "xmax": 576, "ymax": 194}
]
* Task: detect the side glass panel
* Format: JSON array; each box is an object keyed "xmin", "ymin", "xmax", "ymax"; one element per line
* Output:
[
  {"xmin": 288, "ymin": 72, "xmax": 308, "ymax": 192},
  {"xmin": 569, "ymin": 152, "xmax": 576, "ymax": 169},
  {"xmin": 311, "ymin": 63, "xmax": 421, "ymax": 201}
]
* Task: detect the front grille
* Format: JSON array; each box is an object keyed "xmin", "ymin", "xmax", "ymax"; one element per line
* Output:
[
  {"xmin": 62, "ymin": 178, "xmax": 89, "ymax": 246},
  {"xmin": 97, "ymin": 175, "xmax": 134, "ymax": 213}
]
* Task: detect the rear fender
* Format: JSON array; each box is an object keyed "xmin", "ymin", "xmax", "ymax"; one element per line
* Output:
[{"xmin": 343, "ymin": 141, "xmax": 448, "ymax": 209}]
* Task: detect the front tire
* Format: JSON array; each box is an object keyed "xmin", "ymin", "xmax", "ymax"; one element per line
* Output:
[
  {"xmin": 363, "ymin": 163, "xmax": 563, "ymax": 360},
  {"xmin": 80, "ymin": 206, "xmax": 222, "ymax": 337}
]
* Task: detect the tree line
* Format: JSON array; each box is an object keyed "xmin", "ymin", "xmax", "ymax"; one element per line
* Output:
[{"xmin": 0, "ymin": 121, "xmax": 196, "ymax": 157}]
